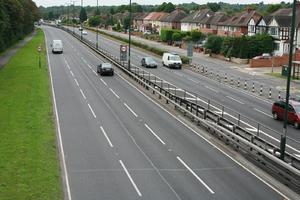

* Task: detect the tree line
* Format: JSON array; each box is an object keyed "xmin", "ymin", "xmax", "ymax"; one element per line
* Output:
[{"xmin": 0, "ymin": 0, "xmax": 40, "ymax": 53}]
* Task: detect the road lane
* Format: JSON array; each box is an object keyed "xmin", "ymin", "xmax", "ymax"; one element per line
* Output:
[{"xmin": 44, "ymin": 25, "xmax": 287, "ymax": 200}]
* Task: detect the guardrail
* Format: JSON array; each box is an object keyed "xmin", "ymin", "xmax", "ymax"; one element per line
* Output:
[{"xmin": 50, "ymin": 24, "xmax": 300, "ymax": 192}]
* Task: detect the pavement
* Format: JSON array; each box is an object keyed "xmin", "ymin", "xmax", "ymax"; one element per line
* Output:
[{"xmin": 0, "ymin": 30, "xmax": 36, "ymax": 69}]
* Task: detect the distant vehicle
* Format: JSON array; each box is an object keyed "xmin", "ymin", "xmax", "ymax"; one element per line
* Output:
[
  {"xmin": 272, "ymin": 99, "xmax": 300, "ymax": 128},
  {"xmin": 82, "ymin": 30, "xmax": 88, "ymax": 35},
  {"xmin": 141, "ymin": 57, "xmax": 157, "ymax": 68},
  {"xmin": 253, "ymin": 53, "xmax": 271, "ymax": 60},
  {"xmin": 51, "ymin": 40, "xmax": 63, "ymax": 54},
  {"xmin": 97, "ymin": 63, "xmax": 114, "ymax": 76},
  {"xmin": 143, "ymin": 30, "xmax": 151, "ymax": 35},
  {"xmin": 162, "ymin": 52, "xmax": 182, "ymax": 69},
  {"xmin": 79, "ymin": 26, "xmax": 83, "ymax": 31}
]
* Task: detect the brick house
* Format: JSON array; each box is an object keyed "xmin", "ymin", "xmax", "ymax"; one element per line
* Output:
[
  {"xmin": 160, "ymin": 8, "xmax": 187, "ymax": 32},
  {"xmin": 217, "ymin": 9, "xmax": 262, "ymax": 37},
  {"xmin": 143, "ymin": 12, "xmax": 169, "ymax": 34},
  {"xmin": 133, "ymin": 13, "xmax": 149, "ymax": 32},
  {"xmin": 180, "ymin": 9, "xmax": 212, "ymax": 32}
]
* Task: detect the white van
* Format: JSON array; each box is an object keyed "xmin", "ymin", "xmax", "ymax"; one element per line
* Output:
[
  {"xmin": 162, "ymin": 52, "xmax": 182, "ymax": 69},
  {"xmin": 51, "ymin": 40, "xmax": 63, "ymax": 54}
]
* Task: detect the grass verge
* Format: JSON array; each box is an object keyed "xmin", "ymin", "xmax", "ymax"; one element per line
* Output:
[
  {"xmin": 266, "ymin": 72, "xmax": 300, "ymax": 80},
  {"xmin": 0, "ymin": 29, "xmax": 62, "ymax": 199}
]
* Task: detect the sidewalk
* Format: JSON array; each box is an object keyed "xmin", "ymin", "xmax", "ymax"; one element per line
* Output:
[{"xmin": 0, "ymin": 30, "xmax": 36, "ymax": 69}]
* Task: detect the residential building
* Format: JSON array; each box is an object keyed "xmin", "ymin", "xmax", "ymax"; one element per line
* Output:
[
  {"xmin": 133, "ymin": 13, "xmax": 149, "ymax": 31},
  {"xmin": 143, "ymin": 12, "xmax": 169, "ymax": 33},
  {"xmin": 180, "ymin": 9, "xmax": 212, "ymax": 32},
  {"xmin": 160, "ymin": 8, "xmax": 187, "ymax": 32}
]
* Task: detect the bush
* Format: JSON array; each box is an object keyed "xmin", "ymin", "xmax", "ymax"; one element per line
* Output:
[
  {"xmin": 205, "ymin": 35, "xmax": 224, "ymax": 54},
  {"xmin": 191, "ymin": 30, "xmax": 205, "ymax": 42},
  {"xmin": 172, "ymin": 32, "xmax": 182, "ymax": 41},
  {"xmin": 88, "ymin": 16, "xmax": 101, "ymax": 27},
  {"xmin": 160, "ymin": 29, "xmax": 174, "ymax": 42}
]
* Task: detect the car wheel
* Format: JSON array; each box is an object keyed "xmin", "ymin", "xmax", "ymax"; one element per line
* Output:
[
  {"xmin": 295, "ymin": 122, "xmax": 300, "ymax": 129},
  {"xmin": 273, "ymin": 112, "xmax": 278, "ymax": 120}
]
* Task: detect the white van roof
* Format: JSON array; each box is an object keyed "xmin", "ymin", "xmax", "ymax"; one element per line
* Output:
[{"xmin": 53, "ymin": 40, "xmax": 62, "ymax": 43}]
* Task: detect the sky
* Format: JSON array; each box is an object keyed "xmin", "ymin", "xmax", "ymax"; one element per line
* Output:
[{"xmin": 33, "ymin": 0, "xmax": 286, "ymax": 7}]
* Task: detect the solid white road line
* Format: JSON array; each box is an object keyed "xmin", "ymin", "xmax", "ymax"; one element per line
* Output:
[
  {"xmin": 74, "ymin": 78, "xmax": 79, "ymax": 87},
  {"xmin": 87, "ymin": 64, "xmax": 92, "ymax": 69},
  {"xmin": 205, "ymin": 85, "xmax": 219, "ymax": 93},
  {"xmin": 176, "ymin": 156, "xmax": 214, "ymax": 194},
  {"xmin": 100, "ymin": 126, "xmax": 113, "ymax": 147},
  {"xmin": 88, "ymin": 103, "xmax": 97, "ymax": 118},
  {"xmin": 254, "ymin": 108, "xmax": 273, "ymax": 118},
  {"xmin": 100, "ymin": 78, "xmax": 107, "ymax": 86},
  {"xmin": 144, "ymin": 124, "xmax": 166, "ymax": 145},
  {"xmin": 66, "ymin": 64, "xmax": 70, "ymax": 70},
  {"xmin": 80, "ymin": 89, "xmax": 86, "ymax": 100},
  {"xmin": 44, "ymin": 32, "xmax": 72, "ymax": 200},
  {"xmin": 92, "ymin": 70, "xmax": 98, "ymax": 75},
  {"xmin": 119, "ymin": 160, "xmax": 142, "ymax": 197},
  {"xmin": 109, "ymin": 88, "xmax": 120, "ymax": 99},
  {"xmin": 70, "ymin": 70, "xmax": 74, "ymax": 77},
  {"xmin": 124, "ymin": 103, "xmax": 138, "ymax": 117},
  {"xmin": 226, "ymin": 96, "xmax": 244, "ymax": 105}
]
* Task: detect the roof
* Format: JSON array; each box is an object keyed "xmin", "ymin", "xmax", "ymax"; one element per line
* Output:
[
  {"xmin": 219, "ymin": 9, "xmax": 262, "ymax": 27},
  {"xmin": 272, "ymin": 15, "xmax": 292, "ymax": 27},
  {"xmin": 134, "ymin": 12, "xmax": 149, "ymax": 21},
  {"xmin": 144, "ymin": 12, "xmax": 168, "ymax": 21},
  {"xmin": 270, "ymin": 8, "xmax": 292, "ymax": 16},
  {"xmin": 160, "ymin": 9, "xmax": 187, "ymax": 22},
  {"xmin": 209, "ymin": 12, "xmax": 229, "ymax": 25},
  {"xmin": 180, "ymin": 9, "xmax": 211, "ymax": 23}
]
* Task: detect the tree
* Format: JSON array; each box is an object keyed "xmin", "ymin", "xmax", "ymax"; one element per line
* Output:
[
  {"xmin": 205, "ymin": 35, "xmax": 224, "ymax": 54},
  {"xmin": 156, "ymin": 2, "xmax": 175, "ymax": 13},
  {"xmin": 266, "ymin": 4, "xmax": 282, "ymax": 14},
  {"xmin": 88, "ymin": 16, "xmax": 101, "ymax": 27},
  {"xmin": 123, "ymin": 16, "xmax": 131, "ymax": 30},
  {"xmin": 172, "ymin": 32, "xmax": 182, "ymax": 41},
  {"xmin": 79, "ymin": 7, "xmax": 87, "ymax": 23},
  {"xmin": 207, "ymin": 3, "xmax": 221, "ymax": 12},
  {"xmin": 191, "ymin": 30, "xmax": 205, "ymax": 42}
]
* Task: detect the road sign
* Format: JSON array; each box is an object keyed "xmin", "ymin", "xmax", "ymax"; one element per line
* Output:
[
  {"xmin": 120, "ymin": 45, "xmax": 127, "ymax": 61},
  {"xmin": 187, "ymin": 42, "xmax": 193, "ymax": 57}
]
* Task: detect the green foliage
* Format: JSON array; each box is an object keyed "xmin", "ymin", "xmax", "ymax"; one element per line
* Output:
[
  {"xmin": 205, "ymin": 35, "xmax": 224, "ymax": 54},
  {"xmin": 79, "ymin": 7, "xmax": 87, "ymax": 23},
  {"xmin": 207, "ymin": 3, "xmax": 221, "ymax": 12},
  {"xmin": 0, "ymin": 0, "xmax": 40, "ymax": 53},
  {"xmin": 156, "ymin": 2, "xmax": 175, "ymax": 13},
  {"xmin": 123, "ymin": 16, "xmax": 131, "ymax": 30},
  {"xmin": 88, "ymin": 16, "xmax": 101, "ymax": 27},
  {"xmin": 221, "ymin": 34, "xmax": 274, "ymax": 59},
  {"xmin": 191, "ymin": 30, "xmax": 205, "ymax": 42},
  {"xmin": 172, "ymin": 32, "xmax": 182, "ymax": 41},
  {"xmin": 265, "ymin": 4, "xmax": 282, "ymax": 14},
  {"xmin": 160, "ymin": 29, "xmax": 174, "ymax": 42}
]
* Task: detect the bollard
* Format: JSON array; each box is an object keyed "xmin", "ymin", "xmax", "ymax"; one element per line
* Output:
[
  {"xmin": 259, "ymin": 85, "xmax": 263, "ymax": 96},
  {"xmin": 252, "ymin": 82, "xmax": 255, "ymax": 93},
  {"xmin": 230, "ymin": 77, "xmax": 233, "ymax": 85},
  {"xmin": 217, "ymin": 73, "xmax": 219, "ymax": 81},
  {"xmin": 202, "ymin": 65, "xmax": 205, "ymax": 73},
  {"xmin": 225, "ymin": 73, "xmax": 227, "ymax": 82},
  {"xmin": 278, "ymin": 91, "xmax": 281, "ymax": 99},
  {"xmin": 237, "ymin": 78, "xmax": 240, "ymax": 87},
  {"xmin": 244, "ymin": 81, "xmax": 247, "ymax": 90},
  {"xmin": 205, "ymin": 67, "xmax": 208, "ymax": 73},
  {"xmin": 269, "ymin": 88, "xmax": 272, "ymax": 99}
]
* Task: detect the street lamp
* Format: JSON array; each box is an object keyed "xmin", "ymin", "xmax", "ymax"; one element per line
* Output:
[
  {"xmin": 80, "ymin": 0, "xmax": 83, "ymax": 40},
  {"xmin": 96, "ymin": 0, "xmax": 99, "ymax": 49},
  {"xmin": 128, "ymin": 0, "xmax": 132, "ymax": 71},
  {"xmin": 72, "ymin": 1, "xmax": 76, "ymax": 34},
  {"xmin": 280, "ymin": 0, "xmax": 297, "ymax": 160}
]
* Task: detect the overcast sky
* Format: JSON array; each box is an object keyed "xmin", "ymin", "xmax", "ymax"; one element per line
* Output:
[{"xmin": 33, "ymin": 0, "xmax": 287, "ymax": 7}]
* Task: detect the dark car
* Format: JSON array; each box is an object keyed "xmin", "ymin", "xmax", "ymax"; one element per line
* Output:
[
  {"xmin": 272, "ymin": 100, "xmax": 300, "ymax": 128},
  {"xmin": 141, "ymin": 57, "xmax": 157, "ymax": 68},
  {"xmin": 97, "ymin": 63, "xmax": 114, "ymax": 76}
]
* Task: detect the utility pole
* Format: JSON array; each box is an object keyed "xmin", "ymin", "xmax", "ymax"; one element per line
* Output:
[
  {"xmin": 72, "ymin": 1, "xmax": 76, "ymax": 34},
  {"xmin": 80, "ymin": 0, "xmax": 83, "ymax": 40},
  {"xmin": 96, "ymin": 0, "xmax": 99, "ymax": 49},
  {"xmin": 281, "ymin": 0, "xmax": 297, "ymax": 160},
  {"xmin": 128, "ymin": 0, "xmax": 132, "ymax": 71}
]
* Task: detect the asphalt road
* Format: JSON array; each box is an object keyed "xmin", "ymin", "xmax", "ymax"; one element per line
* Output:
[
  {"xmin": 44, "ymin": 25, "xmax": 288, "ymax": 199},
  {"xmin": 68, "ymin": 27, "xmax": 300, "ymax": 156}
]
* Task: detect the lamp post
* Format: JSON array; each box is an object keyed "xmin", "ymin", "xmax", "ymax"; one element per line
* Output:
[
  {"xmin": 72, "ymin": 1, "xmax": 75, "ymax": 34},
  {"xmin": 80, "ymin": 0, "xmax": 83, "ymax": 40},
  {"xmin": 280, "ymin": 0, "xmax": 297, "ymax": 160},
  {"xmin": 96, "ymin": 0, "xmax": 99, "ymax": 49},
  {"xmin": 38, "ymin": 45, "xmax": 42, "ymax": 68},
  {"xmin": 128, "ymin": 0, "xmax": 132, "ymax": 71}
]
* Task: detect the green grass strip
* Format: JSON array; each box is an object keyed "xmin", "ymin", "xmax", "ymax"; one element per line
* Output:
[{"xmin": 0, "ymin": 29, "xmax": 62, "ymax": 200}]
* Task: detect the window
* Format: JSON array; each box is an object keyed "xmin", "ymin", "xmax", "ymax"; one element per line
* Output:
[
  {"xmin": 274, "ymin": 43, "xmax": 280, "ymax": 51},
  {"xmin": 269, "ymin": 27, "xmax": 278, "ymax": 36},
  {"xmin": 280, "ymin": 27, "xmax": 290, "ymax": 40}
]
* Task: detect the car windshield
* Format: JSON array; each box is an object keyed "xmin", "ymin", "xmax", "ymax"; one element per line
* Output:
[
  {"xmin": 145, "ymin": 57, "xmax": 155, "ymax": 63},
  {"xmin": 294, "ymin": 105, "xmax": 300, "ymax": 114},
  {"xmin": 170, "ymin": 56, "xmax": 181, "ymax": 61},
  {"xmin": 102, "ymin": 63, "xmax": 112, "ymax": 69}
]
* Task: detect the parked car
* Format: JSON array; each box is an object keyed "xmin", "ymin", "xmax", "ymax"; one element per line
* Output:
[
  {"xmin": 162, "ymin": 52, "xmax": 182, "ymax": 69},
  {"xmin": 82, "ymin": 30, "xmax": 88, "ymax": 35},
  {"xmin": 51, "ymin": 40, "xmax": 63, "ymax": 54},
  {"xmin": 141, "ymin": 57, "xmax": 157, "ymax": 68},
  {"xmin": 143, "ymin": 30, "xmax": 151, "ymax": 35},
  {"xmin": 272, "ymin": 100, "xmax": 300, "ymax": 128},
  {"xmin": 97, "ymin": 63, "xmax": 114, "ymax": 76}
]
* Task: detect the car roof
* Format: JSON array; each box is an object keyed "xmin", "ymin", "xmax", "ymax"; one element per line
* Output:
[
  {"xmin": 274, "ymin": 99, "xmax": 300, "ymax": 106},
  {"xmin": 101, "ymin": 63, "xmax": 112, "ymax": 67}
]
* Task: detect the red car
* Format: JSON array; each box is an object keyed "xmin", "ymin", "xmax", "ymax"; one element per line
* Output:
[{"xmin": 272, "ymin": 100, "xmax": 300, "ymax": 128}]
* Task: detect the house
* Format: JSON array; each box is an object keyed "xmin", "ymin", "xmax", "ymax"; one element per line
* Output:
[
  {"xmin": 143, "ymin": 12, "xmax": 169, "ymax": 33},
  {"xmin": 255, "ymin": 16, "xmax": 272, "ymax": 34},
  {"xmin": 217, "ymin": 9, "xmax": 262, "ymax": 37},
  {"xmin": 180, "ymin": 9, "xmax": 212, "ymax": 32},
  {"xmin": 133, "ymin": 12, "xmax": 149, "ymax": 31},
  {"xmin": 160, "ymin": 8, "xmax": 187, "ymax": 32},
  {"xmin": 200, "ymin": 12, "xmax": 228, "ymax": 34}
]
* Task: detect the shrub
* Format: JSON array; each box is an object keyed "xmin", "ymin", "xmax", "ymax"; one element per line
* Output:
[
  {"xmin": 160, "ymin": 29, "xmax": 174, "ymax": 42},
  {"xmin": 205, "ymin": 35, "xmax": 224, "ymax": 54},
  {"xmin": 191, "ymin": 30, "xmax": 205, "ymax": 43},
  {"xmin": 172, "ymin": 32, "xmax": 182, "ymax": 41}
]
